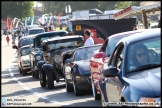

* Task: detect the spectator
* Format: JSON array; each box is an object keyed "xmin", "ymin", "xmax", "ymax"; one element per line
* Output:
[
  {"xmin": 84, "ymin": 29, "xmax": 94, "ymax": 46},
  {"xmin": 60, "ymin": 21, "xmax": 63, "ymax": 30},
  {"xmin": 44, "ymin": 26, "xmax": 49, "ymax": 32},
  {"xmin": 51, "ymin": 24, "xmax": 55, "ymax": 31},
  {"xmin": 158, "ymin": 16, "xmax": 161, "ymax": 28},
  {"xmin": 132, "ymin": 24, "xmax": 137, "ymax": 30},
  {"xmin": 48, "ymin": 26, "xmax": 54, "ymax": 32},
  {"xmin": 26, "ymin": 26, "xmax": 29, "ymax": 36},
  {"xmin": 14, "ymin": 28, "xmax": 22, "ymax": 41},
  {"xmin": 6, "ymin": 35, "xmax": 10, "ymax": 46}
]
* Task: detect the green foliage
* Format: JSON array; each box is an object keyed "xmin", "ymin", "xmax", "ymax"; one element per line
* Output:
[
  {"xmin": 114, "ymin": 1, "xmax": 141, "ymax": 10},
  {"xmin": 2, "ymin": 1, "xmax": 34, "ymax": 20},
  {"xmin": 2, "ymin": 1, "xmax": 142, "ymax": 20}
]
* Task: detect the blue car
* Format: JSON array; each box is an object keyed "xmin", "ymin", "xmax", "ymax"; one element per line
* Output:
[{"xmin": 100, "ymin": 28, "xmax": 161, "ymax": 107}]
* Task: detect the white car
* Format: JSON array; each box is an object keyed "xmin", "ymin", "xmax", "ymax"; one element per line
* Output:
[
  {"xmin": 17, "ymin": 45, "xmax": 33, "ymax": 75},
  {"xmin": 28, "ymin": 28, "xmax": 45, "ymax": 36}
]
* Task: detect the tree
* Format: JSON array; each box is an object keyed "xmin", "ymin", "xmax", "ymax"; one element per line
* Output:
[
  {"xmin": 114, "ymin": 1, "xmax": 141, "ymax": 10},
  {"xmin": 1, "ymin": 1, "xmax": 34, "ymax": 20}
]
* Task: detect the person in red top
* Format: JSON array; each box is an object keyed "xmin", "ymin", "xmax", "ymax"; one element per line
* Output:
[{"xmin": 6, "ymin": 35, "xmax": 10, "ymax": 46}]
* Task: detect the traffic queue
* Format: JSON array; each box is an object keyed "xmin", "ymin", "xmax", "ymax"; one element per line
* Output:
[{"xmin": 11, "ymin": 26, "xmax": 161, "ymax": 107}]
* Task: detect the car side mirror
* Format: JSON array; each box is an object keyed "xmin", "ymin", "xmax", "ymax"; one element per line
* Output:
[
  {"xmin": 103, "ymin": 67, "xmax": 119, "ymax": 77},
  {"xmin": 93, "ymin": 52, "xmax": 105, "ymax": 58},
  {"xmin": 12, "ymin": 45, "xmax": 18, "ymax": 49}
]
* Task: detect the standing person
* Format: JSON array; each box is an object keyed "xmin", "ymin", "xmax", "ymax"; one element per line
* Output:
[
  {"xmin": 44, "ymin": 26, "xmax": 49, "ymax": 32},
  {"xmin": 60, "ymin": 21, "xmax": 63, "ymax": 30},
  {"xmin": 84, "ymin": 29, "xmax": 94, "ymax": 46},
  {"xmin": 48, "ymin": 26, "xmax": 54, "ymax": 32},
  {"xmin": 6, "ymin": 35, "xmax": 10, "ymax": 46},
  {"xmin": 51, "ymin": 24, "xmax": 55, "ymax": 31},
  {"xmin": 26, "ymin": 26, "xmax": 29, "ymax": 36},
  {"xmin": 14, "ymin": 28, "xmax": 22, "ymax": 41},
  {"xmin": 132, "ymin": 24, "xmax": 137, "ymax": 30},
  {"xmin": 11, "ymin": 32, "xmax": 16, "ymax": 45}
]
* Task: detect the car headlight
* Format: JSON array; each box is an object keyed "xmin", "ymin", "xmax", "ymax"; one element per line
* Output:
[
  {"xmin": 54, "ymin": 55, "xmax": 62, "ymax": 63},
  {"xmin": 139, "ymin": 97, "xmax": 160, "ymax": 107},
  {"xmin": 35, "ymin": 55, "xmax": 42, "ymax": 60}
]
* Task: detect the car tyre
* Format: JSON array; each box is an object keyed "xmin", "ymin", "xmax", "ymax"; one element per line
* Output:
[
  {"xmin": 91, "ymin": 78, "xmax": 101, "ymax": 100},
  {"xmin": 35, "ymin": 69, "xmax": 39, "ymax": 79},
  {"xmin": 72, "ymin": 74, "xmax": 87, "ymax": 96},
  {"xmin": 19, "ymin": 67, "xmax": 22, "ymax": 74},
  {"xmin": 32, "ymin": 70, "xmax": 35, "ymax": 77},
  {"xmin": 65, "ymin": 75, "xmax": 74, "ymax": 92},
  {"xmin": 40, "ymin": 72, "xmax": 46, "ymax": 87},
  {"xmin": 56, "ymin": 73, "xmax": 59, "ymax": 83},
  {"xmin": 46, "ymin": 71, "xmax": 54, "ymax": 89},
  {"xmin": 21, "ymin": 63, "xmax": 26, "ymax": 75}
]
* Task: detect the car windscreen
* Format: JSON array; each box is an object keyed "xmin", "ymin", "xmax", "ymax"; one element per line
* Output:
[
  {"xmin": 74, "ymin": 45, "xmax": 102, "ymax": 61},
  {"xmin": 19, "ymin": 37, "xmax": 34, "ymax": 48},
  {"xmin": 29, "ymin": 29, "xmax": 44, "ymax": 35},
  {"xmin": 127, "ymin": 36, "xmax": 160, "ymax": 73},
  {"xmin": 20, "ymin": 47, "xmax": 32, "ymax": 56},
  {"xmin": 46, "ymin": 39, "xmax": 83, "ymax": 51},
  {"xmin": 105, "ymin": 33, "xmax": 139, "ymax": 57},
  {"xmin": 105, "ymin": 36, "xmax": 125, "ymax": 57},
  {"xmin": 36, "ymin": 32, "xmax": 68, "ymax": 47}
]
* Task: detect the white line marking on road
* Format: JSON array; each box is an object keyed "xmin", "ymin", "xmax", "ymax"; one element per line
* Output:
[
  {"xmin": 23, "ymin": 86, "xmax": 31, "ymax": 91},
  {"xmin": 13, "ymin": 77, "xmax": 18, "ymax": 81},
  {"xmin": 41, "ymin": 96, "xmax": 48, "ymax": 99},
  {"xmin": 10, "ymin": 73, "xmax": 14, "ymax": 76},
  {"xmin": 17, "ymin": 80, "xmax": 24, "ymax": 85},
  {"xmin": 8, "ymin": 55, "xmax": 71, "ymax": 106},
  {"xmin": 33, "ymin": 92, "xmax": 42, "ymax": 97}
]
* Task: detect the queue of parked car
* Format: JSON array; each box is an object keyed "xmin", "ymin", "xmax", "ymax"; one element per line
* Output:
[{"xmin": 12, "ymin": 28, "xmax": 161, "ymax": 107}]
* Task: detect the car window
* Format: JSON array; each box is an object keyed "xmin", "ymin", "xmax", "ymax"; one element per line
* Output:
[
  {"xmin": 36, "ymin": 32, "xmax": 68, "ymax": 48},
  {"xmin": 47, "ymin": 40, "xmax": 83, "ymax": 51},
  {"xmin": 127, "ymin": 36, "xmax": 160, "ymax": 73},
  {"xmin": 105, "ymin": 33, "xmax": 141, "ymax": 57},
  {"xmin": 74, "ymin": 45, "xmax": 101, "ymax": 61},
  {"xmin": 115, "ymin": 46, "xmax": 124, "ymax": 70},
  {"xmin": 20, "ymin": 47, "xmax": 32, "ymax": 56},
  {"xmin": 29, "ymin": 29, "xmax": 44, "ymax": 35},
  {"xmin": 19, "ymin": 38, "xmax": 34, "ymax": 48}
]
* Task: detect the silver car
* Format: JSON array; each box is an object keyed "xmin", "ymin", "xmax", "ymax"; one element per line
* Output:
[{"xmin": 17, "ymin": 45, "xmax": 33, "ymax": 75}]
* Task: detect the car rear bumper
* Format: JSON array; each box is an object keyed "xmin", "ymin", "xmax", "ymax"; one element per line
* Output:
[{"xmin": 75, "ymin": 76, "xmax": 91, "ymax": 90}]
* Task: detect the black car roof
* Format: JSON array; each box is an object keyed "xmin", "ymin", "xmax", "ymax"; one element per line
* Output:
[
  {"xmin": 43, "ymin": 35, "xmax": 84, "ymax": 44},
  {"xmin": 118, "ymin": 28, "xmax": 160, "ymax": 44},
  {"xmin": 35, "ymin": 30, "xmax": 68, "ymax": 38}
]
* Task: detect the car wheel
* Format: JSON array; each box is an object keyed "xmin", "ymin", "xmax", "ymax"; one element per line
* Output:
[
  {"xmin": 65, "ymin": 75, "xmax": 73, "ymax": 92},
  {"xmin": 21, "ymin": 63, "xmax": 26, "ymax": 76},
  {"xmin": 32, "ymin": 61, "xmax": 35, "ymax": 77},
  {"xmin": 19, "ymin": 67, "xmax": 22, "ymax": 74},
  {"xmin": 35, "ymin": 69, "xmax": 39, "ymax": 79},
  {"xmin": 40, "ymin": 72, "xmax": 46, "ymax": 87},
  {"xmin": 91, "ymin": 78, "xmax": 100, "ymax": 100},
  {"xmin": 56, "ymin": 73, "xmax": 59, "ymax": 83},
  {"xmin": 32, "ymin": 70, "xmax": 35, "ymax": 77},
  {"xmin": 72, "ymin": 75, "xmax": 86, "ymax": 96},
  {"xmin": 46, "ymin": 71, "xmax": 54, "ymax": 89}
]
